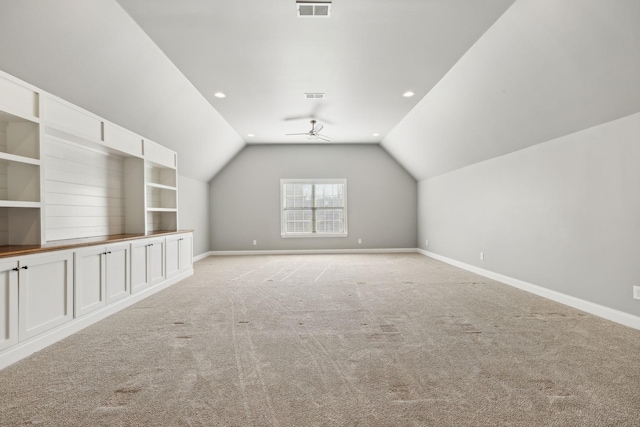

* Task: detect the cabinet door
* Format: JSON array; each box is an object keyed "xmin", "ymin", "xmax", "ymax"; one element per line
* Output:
[
  {"xmin": 148, "ymin": 238, "xmax": 165, "ymax": 286},
  {"xmin": 0, "ymin": 261, "xmax": 19, "ymax": 351},
  {"xmin": 74, "ymin": 246, "xmax": 106, "ymax": 317},
  {"xmin": 179, "ymin": 234, "xmax": 193, "ymax": 272},
  {"xmin": 105, "ymin": 242, "xmax": 130, "ymax": 303},
  {"xmin": 19, "ymin": 251, "xmax": 73, "ymax": 340},
  {"xmin": 165, "ymin": 235, "xmax": 180, "ymax": 279},
  {"xmin": 130, "ymin": 240, "xmax": 149, "ymax": 293}
]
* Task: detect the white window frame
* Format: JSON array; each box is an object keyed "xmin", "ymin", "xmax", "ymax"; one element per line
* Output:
[{"xmin": 280, "ymin": 179, "xmax": 348, "ymax": 238}]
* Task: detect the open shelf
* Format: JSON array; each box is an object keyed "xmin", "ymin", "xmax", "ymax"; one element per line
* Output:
[
  {"xmin": 0, "ymin": 206, "xmax": 41, "ymax": 246},
  {"xmin": 146, "ymin": 210, "xmax": 177, "ymax": 233},
  {"xmin": 0, "ymin": 159, "xmax": 40, "ymax": 203},
  {"xmin": 0, "ymin": 111, "xmax": 39, "ymax": 161}
]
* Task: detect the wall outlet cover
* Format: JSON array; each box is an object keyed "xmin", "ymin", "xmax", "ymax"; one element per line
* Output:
[{"xmin": 633, "ymin": 286, "xmax": 640, "ymax": 300}]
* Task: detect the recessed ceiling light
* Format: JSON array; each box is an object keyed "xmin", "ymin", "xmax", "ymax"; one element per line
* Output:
[
  {"xmin": 247, "ymin": 134, "xmax": 255, "ymax": 137},
  {"xmin": 372, "ymin": 133, "xmax": 380, "ymax": 137},
  {"xmin": 402, "ymin": 91, "xmax": 415, "ymax": 98},
  {"xmin": 214, "ymin": 92, "xmax": 226, "ymax": 98}
]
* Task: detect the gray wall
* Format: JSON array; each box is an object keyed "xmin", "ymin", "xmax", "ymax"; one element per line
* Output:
[
  {"xmin": 418, "ymin": 112, "xmax": 640, "ymax": 316},
  {"xmin": 210, "ymin": 144, "xmax": 417, "ymax": 251},
  {"xmin": 178, "ymin": 174, "xmax": 211, "ymax": 257}
]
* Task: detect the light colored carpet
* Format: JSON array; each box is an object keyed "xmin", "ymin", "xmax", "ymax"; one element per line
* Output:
[{"xmin": 1, "ymin": 253, "xmax": 639, "ymax": 426}]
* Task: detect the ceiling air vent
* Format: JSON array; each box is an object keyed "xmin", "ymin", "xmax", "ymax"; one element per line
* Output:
[
  {"xmin": 305, "ymin": 93, "xmax": 325, "ymax": 99},
  {"xmin": 297, "ymin": 1, "xmax": 331, "ymax": 18}
]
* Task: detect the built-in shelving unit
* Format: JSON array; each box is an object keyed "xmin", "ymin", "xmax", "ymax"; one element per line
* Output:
[
  {"xmin": 0, "ymin": 69, "xmax": 181, "ymax": 247},
  {"xmin": 0, "ymin": 76, "xmax": 43, "ymax": 246},
  {"xmin": 144, "ymin": 145, "xmax": 178, "ymax": 233},
  {"xmin": 0, "ymin": 68, "xmax": 193, "ymax": 373}
]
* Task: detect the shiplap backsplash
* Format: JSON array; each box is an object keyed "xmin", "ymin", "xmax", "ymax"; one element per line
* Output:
[{"xmin": 44, "ymin": 137, "xmax": 125, "ymax": 241}]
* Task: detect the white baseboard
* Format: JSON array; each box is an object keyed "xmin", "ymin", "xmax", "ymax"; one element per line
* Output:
[
  {"xmin": 193, "ymin": 252, "xmax": 211, "ymax": 262},
  {"xmin": 0, "ymin": 269, "xmax": 194, "ymax": 371},
  {"xmin": 418, "ymin": 249, "xmax": 640, "ymax": 330},
  {"xmin": 207, "ymin": 248, "xmax": 419, "ymax": 256}
]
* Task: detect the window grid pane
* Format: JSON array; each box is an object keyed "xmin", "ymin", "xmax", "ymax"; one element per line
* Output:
[{"xmin": 282, "ymin": 180, "xmax": 346, "ymax": 236}]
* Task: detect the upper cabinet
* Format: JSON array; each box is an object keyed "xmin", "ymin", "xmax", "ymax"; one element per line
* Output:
[
  {"xmin": 103, "ymin": 122, "xmax": 143, "ymax": 158},
  {"xmin": 0, "ymin": 73, "xmax": 39, "ymax": 122},
  {"xmin": 0, "ymin": 69, "xmax": 180, "ymax": 247},
  {"xmin": 43, "ymin": 96, "xmax": 102, "ymax": 144}
]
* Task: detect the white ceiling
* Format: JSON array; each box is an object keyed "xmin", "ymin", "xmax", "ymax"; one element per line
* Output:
[
  {"xmin": 0, "ymin": 0, "xmax": 638, "ymax": 182},
  {"xmin": 116, "ymin": 0, "xmax": 515, "ymax": 145},
  {"xmin": 382, "ymin": 0, "xmax": 640, "ymax": 180}
]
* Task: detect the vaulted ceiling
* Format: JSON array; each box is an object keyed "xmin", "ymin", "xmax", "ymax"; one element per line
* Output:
[{"xmin": 0, "ymin": 0, "xmax": 638, "ymax": 182}]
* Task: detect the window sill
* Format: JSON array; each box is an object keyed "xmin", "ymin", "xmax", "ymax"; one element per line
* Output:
[{"xmin": 281, "ymin": 233, "xmax": 348, "ymax": 239}]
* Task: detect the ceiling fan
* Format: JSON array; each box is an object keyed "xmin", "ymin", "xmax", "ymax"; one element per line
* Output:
[{"xmin": 286, "ymin": 119, "xmax": 332, "ymax": 142}]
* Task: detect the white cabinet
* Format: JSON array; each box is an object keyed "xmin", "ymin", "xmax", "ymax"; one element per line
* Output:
[
  {"xmin": 0, "ymin": 260, "xmax": 18, "ymax": 351},
  {"xmin": 104, "ymin": 243, "xmax": 130, "ymax": 303},
  {"xmin": 102, "ymin": 122, "xmax": 143, "ymax": 158},
  {"xmin": 74, "ymin": 245, "xmax": 105, "ymax": 317},
  {"xmin": 144, "ymin": 139, "xmax": 176, "ymax": 168},
  {"xmin": 43, "ymin": 96, "xmax": 102, "ymax": 143},
  {"xmin": 131, "ymin": 237, "xmax": 165, "ymax": 293},
  {"xmin": 18, "ymin": 251, "xmax": 73, "ymax": 341},
  {"xmin": 166, "ymin": 233, "xmax": 193, "ymax": 279},
  {"xmin": 74, "ymin": 242, "xmax": 130, "ymax": 317}
]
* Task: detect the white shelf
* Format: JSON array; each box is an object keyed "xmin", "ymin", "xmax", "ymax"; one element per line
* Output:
[
  {"xmin": 0, "ymin": 201, "xmax": 41, "ymax": 208},
  {"xmin": 146, "ymin": 207, "xmax": 177, "ymax": 213},
  {"xmin": 0, "ymin": 110, "xmax": 39, "ymax": 125},
  {"xmin": 0, "ymin": 152, "xmax": 40, "ymax": 166},
  {"xmin": 146, "ymin": 182, "xmax": 176, "ymax": 191}
]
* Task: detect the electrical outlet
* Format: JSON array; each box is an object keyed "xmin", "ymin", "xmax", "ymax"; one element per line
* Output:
[
  {"xmin": 480, "ymin": 252, "xmax": 484, "ymax": 261},
  {"xmin": 357, "ymin": 238, "xmax": 362, "ymax": 245},
  {"xmin": 633, "ymin": 286, "xmax": 640, "ymax": 300},
  {"xmin": 425, "ymin": 240, "xmax": 428, "ymax": 246},
  {"xmin": 252, "ymin": 240, "xmax": 257, "ymax": 246}
]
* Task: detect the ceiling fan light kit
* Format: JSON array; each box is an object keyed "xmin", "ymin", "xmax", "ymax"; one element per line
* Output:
[{"xmin": 286, "ymin": 119, "xmax": 333, "ymax": 142}]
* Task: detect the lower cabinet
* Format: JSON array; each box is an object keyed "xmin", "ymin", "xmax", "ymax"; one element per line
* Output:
[
  {"xmin": 0, "ymin": 260, "xmax": 19, "ymax": 351},
  {"xmin": 18, "ymin": 251, "xmax": 73, "ymax": 341},
  {"xmin": 166, "ymin": 233, "xmax": 193, "ymax": 279},
  {"xmin": 75, "ymin": 242, "xmax": 130, "ymax": 317},
  {"xmin": 131, "ymin": 237, "xmax": 165, "ymax": 293},
  {"xmin": 0, "ymin": 232, "xmax": 193, "ymax": 369}
]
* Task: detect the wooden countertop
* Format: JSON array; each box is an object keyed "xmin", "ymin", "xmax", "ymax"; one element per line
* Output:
[{"xmin": 0, "ymin": 230, "xmax": 193, "ymax": 259}]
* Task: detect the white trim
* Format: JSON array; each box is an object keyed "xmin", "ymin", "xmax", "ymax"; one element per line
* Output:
[
  {"xmin": 193, "ymin": 252, "xmax": 211, "ymax": 262},
  {"xmin": 208, "ymin": 248, "xmax": 418, "ymax": 256},
  {"xmin": 280, "ymin": 233, "xmax": 348, "ymax": 238},
  {"xmin": 418, "ymin": 249, "xmax": 640, "ymax": 331},
  {"xmin": 0, "ymin": 269, "xmax": 193, "ymax": 371}
]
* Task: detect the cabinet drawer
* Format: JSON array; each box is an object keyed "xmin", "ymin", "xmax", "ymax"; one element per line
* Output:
[
  {"xmin": 44, "ymin": 97, "xmax": 102, "ymax": 142},
  {"xmin": 144, "ymin": 139, "xmax": 176, "ymax": 168},
  {"xmin": 103, "ymin": 122, "xmax": 143, "ymax": 157},
  {"xmin": 0, "ymin": 74, "xmax": 39, "ymax": 119}
]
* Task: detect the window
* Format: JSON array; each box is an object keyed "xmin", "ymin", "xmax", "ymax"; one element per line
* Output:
[{"xmin": 281, "ymin": 179, "xmax": 347, "ymax": 237}]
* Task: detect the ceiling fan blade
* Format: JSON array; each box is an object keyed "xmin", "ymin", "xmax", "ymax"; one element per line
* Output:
[
  {"xmin": 314, "ymin": 123, "xmax": 324, "ymax": 133},
  {"xmin": 286, "ymin": 133, "xmax": 310, "ymax": 136},
  {"xmin": 284, "ymin": 115, "xmax": 313, "ymax": 122},
  {"xmin": 316, "ymin": 134, "xmax": 332, "ymax": 142}
]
